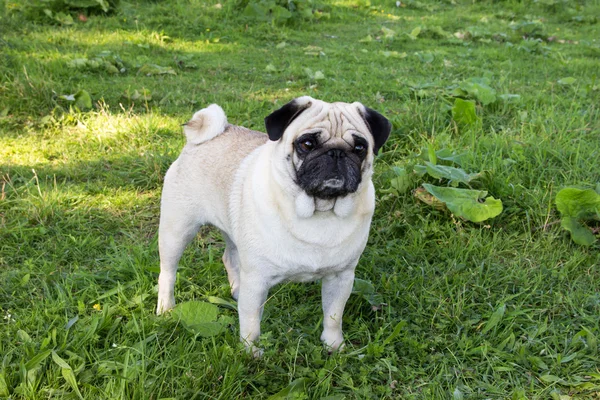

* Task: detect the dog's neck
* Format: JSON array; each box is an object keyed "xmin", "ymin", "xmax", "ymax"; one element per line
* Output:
[{"xmin": 294, "ymin": 191, "xmax": 356, "ymax": 218}]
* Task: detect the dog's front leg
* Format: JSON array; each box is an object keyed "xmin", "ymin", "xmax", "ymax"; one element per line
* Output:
[
  {"xmin": 237, "ymin": 272, "xmax": 269, "ymax": 357},
  {"xmin": 321, "ymin": 269, "xmax": 355, "ymax": 351}
]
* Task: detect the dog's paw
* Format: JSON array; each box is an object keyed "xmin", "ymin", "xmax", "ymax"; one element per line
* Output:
[
  {"xmin": 156, "ymin": 296, "xmax": 175, "ymax": 315},
  {"xmin": 321, "ymin": 331, "xmax": 345, "ymax": 353},
  {"xmin": 248, "ymin": 345, "xmax": 264, "ymax": 358}
]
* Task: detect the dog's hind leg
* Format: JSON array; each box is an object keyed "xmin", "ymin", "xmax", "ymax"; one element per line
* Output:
[
  {"xmin": 222, "ymin": 233, "xmax": 241, "ymax": 300},
  {"xmin": 156, "ymin": 206, "xmax": 202, "ymax": 315}
]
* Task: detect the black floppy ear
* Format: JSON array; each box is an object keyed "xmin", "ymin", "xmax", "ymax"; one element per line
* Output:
[
  {"xmin": 361, "ymin": 106, "xmax": 391, "ymax": 155},
  {"xmin": 264, "ymin": 99, "xmax": 312, "ymax": 141}
]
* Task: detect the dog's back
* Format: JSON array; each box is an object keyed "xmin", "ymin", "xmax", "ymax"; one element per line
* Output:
[{"xmin": 161, "ymin": 106, "xmax": 267, "ymax": 233}]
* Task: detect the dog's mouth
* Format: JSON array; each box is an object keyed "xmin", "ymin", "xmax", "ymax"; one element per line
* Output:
[
  {"xmin": 306, "ymin": 177, "xmax": 356, "ymax": 200},
  {"xmin": 296, "ymin": 156, "xmax": 362, "ymax": 200}
]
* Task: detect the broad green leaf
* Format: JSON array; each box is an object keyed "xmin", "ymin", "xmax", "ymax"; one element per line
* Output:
[
  {"xmin": 138, "ymin": 64, "xmax": 177, "ymax": 76},
  {"xmin": 481, "ymin": 303, "xmax": 506, "ymax": 334},
  {"xmin": 54, "ymin": 12, "xmax": 74, "ymax": 25},
  {"xmin": 498, "ymin": 94, "xmax": 522, "ymax": 103},
  {"xmin": 24, "ymin": 349, "xmax": 52, "ymax": 370},
  {"xmin": 579, "ymin": 327, "xmax": 597, "ymax": 355},
  {"xmin": 0, "ymin": 373, "xmax": 8, "ymax": 397},
  {"xmin": 20, "ymin": 273, "xmax": 30, "ymax": 286},
  {"xmin": 207, "ymin": 296, "xmax": 237, "ymax": 310},
  {"xmin": 243, "ymin": 3, "xmax": 268, "ymax": 19},
  {"xmin": 422, "ymin": 184, "xmax": 503, "ymax": 222},
  {"xmin": 51, "ymin": 351, "xmax": 71, "ymax": 369},
  {"xmin": 17, "ymin": 329, "xmax": 32, "ymax": 343},
  {"xmin": 352, "ymin": 278, "xmax": 383, "ymax": 307},
  {"xmin": 383, "ymin": 321, "xmax": 406, "ymax": 346},
  {"xmin": 418, "ymin": 148, "xmax": 466, "ymax": 166},
  {"xmin": 267, "ymin": 378, "xmax": 312, "ymax": 400},
  {"xmin": 104, "ymin": 61, "xmax": 119, "ymax": 74},
  {"xmin": 459, "ymin": 77, "xmax": 497, "ymax": 105},
  {"xmin": 414, "ymin": 187, "xmax": 446, "ymax": 210},
  {"xmin": 556, "ymin": 188, "xmax": 599, "ymax": 246},
  {"xmin": 540, "ymin": 375, "xmax": 565, "ymax": 384},
  {"xmin": 559, "ymin": 352, "xmax": 579, "ymax": 364},
  {"xmin": 453, "ymin": 388, "xmax": 464, "ymax": 400},
  {"xmin": 427, "ymin": 143, "xmax": 437, "ymax": 164},
  {"xmin": 557, "ymin": 77, "xmax": 577, "ymax": 85},
  {"xmin": 124, "ymin": 88, "xmax": 152, "ymax": 101},
  {"xmin": 416, "ymin": 52, "xmax": 434, "ymax": 63},
  {"xmin": 62, "ymin": 368, "xmax": 83, "ymax": 399},
  {"xmin": 560, "ymin": 217, "xmax": 596, "ymax": 246},
  {"xmin": 379, "ymin": 50, "xmax": 407, "ymax": 59},
  {"xmin": 408, "ymin": 26, "xmax": 421, "ymax": 40},
  {"xmin": 313, "ymin": 71, "xmax": 325, "ymax": 80},
  {"xmin": 96, "ymin": 0, "xmax": 110, "ymax": 12},
  {"xmin": 452, "ymin": 99, "xmax": 479, "ymax": 126},
  {"xmin": 172, "ymin": 300, "xmax": 219, "ymax": 321},
  {"xmin": 497, "ymin": 332, "xmax": 515, "ymax": 351},
  {"xmin": 381, "ymin": 27, "xmax": 396, "ymax": 39},
  {"xmin": 435, "ymin": 149, "xmax": 467, "ymax": 166},
  {"xmin": 528, "ymin": 356, "xmax": 549, "ymax": 371},
  {"xmin": 423, "ymin": 162, "xmax": 480, "ymax": 185},
  {"xmin": 67, "ymin": 58, "xmax": 89, "ymax": 69},
  {"xmin": 65, "ymin": 0, "xmax": 102, "ymax": 8},
  {"xmin": 303, "ymin": 45, "xmax": 324, "ymax": 56},
  {"xmin": 414, "ymin": 164, "xmax": 427, "ymax": 177},
  {"xmin": 555, "ymin": 188, "xmax": 600, "ymax": 219},
  {"xmin": 271, "ymin": 5, "xmax": 292, "ymax": 21},
  {"xmin": 171, "ymin": 301, "xmax": 224, "ymax": 337},
  {"xmin": 74, "ymin": 90, "xmax": 92, "ymax": 110},
  {"xmin": 384, "ymin": 166, "xmax": 413, "ymax": 195},
  {"xmin": 65, "ymin": 316, "xmax": 79, "ymax": 330}
]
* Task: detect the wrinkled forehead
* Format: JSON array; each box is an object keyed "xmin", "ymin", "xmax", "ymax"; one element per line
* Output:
[{"xmin": 291, "ymin": 101, "xmax": 370, "ymax": 140}]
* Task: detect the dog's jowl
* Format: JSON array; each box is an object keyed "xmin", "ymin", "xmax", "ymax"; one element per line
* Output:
[{"xmin": 157, "ymin": 96, "xmax": 391, "ymax": 355}]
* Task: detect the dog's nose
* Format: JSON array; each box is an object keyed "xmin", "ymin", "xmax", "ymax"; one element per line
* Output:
[{"xmin": 327, "ymin": 149, "xmax": 346, "ymax": 158}]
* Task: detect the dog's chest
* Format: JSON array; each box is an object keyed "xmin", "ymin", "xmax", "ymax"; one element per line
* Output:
[{"xmin": 248, "ymin": 221, "xmax": 368, "ymax": 284}]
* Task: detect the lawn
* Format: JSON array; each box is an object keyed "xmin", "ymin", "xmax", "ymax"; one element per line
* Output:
[{"xmin": 1, "ymin": 0, "xmax": 599, "ymax": 398}]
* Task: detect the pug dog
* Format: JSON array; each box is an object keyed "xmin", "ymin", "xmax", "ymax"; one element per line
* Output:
[{"xmin": 157, "ymin": 96, "xmax": 391, "ymax": 354}]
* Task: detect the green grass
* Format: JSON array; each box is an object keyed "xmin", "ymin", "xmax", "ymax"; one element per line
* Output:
[{"xmin": 1, "ymin": 0, "xmax": 599, "ymax": 398}]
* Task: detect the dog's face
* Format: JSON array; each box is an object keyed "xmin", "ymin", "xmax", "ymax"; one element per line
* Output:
[{"xmin": 265, "ymin": 96, "xmax": 391, "ymax": 200}]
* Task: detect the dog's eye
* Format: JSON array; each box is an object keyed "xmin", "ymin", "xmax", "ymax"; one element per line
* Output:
[
  {"xmin": 299, "ymin": 139, "xmax": 315, "ymax": 152},
  {"xmin": 354, "ymin": 143, "xmax": 365, "ymax": 152}
]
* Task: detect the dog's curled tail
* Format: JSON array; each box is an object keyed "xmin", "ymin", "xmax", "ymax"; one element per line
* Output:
[{"xmin": 183, "ymin": 104, "xmax": 228, "ymax": 145}]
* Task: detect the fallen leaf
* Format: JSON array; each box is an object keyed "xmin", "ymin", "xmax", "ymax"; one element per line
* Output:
[{"xmin": 137, "ymin": 64, "xmax": 176, "ymax": 76}]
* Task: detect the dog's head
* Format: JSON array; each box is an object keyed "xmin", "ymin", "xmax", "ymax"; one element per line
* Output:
[{"xmin": 265, "ymin": 96, "xmax": 391, "ymax": 200}]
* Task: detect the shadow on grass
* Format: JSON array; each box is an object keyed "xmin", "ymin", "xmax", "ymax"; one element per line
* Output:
[{"xmin": 1, "ymin": 149, "xmax": 172, "ymax": 192}]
